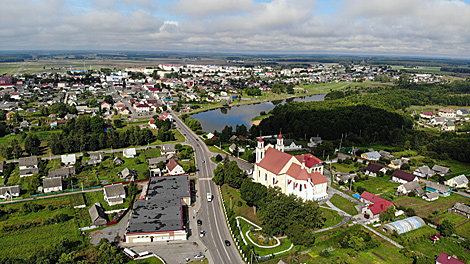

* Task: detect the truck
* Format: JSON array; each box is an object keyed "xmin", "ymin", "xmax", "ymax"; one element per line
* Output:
[{"xmin": 207, "ymin": 193, "xmax": 212, "ymax": 202}]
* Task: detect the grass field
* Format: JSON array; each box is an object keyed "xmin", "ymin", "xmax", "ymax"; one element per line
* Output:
[
  {"xmin": 130, "ymin": 257, "xmax": 165, "ymax": 264},
  {"xmin": 354, "ymin": 175, "xmax": 399, "ymax": 196},
  {"xmin": 320, "ymin": 207, "xmax": 343, "ymax": 228},
  {"xmin": 394, "ymin": 195, "xmax": 470, "ymax": 218},
  {"xmin": 221, "ymin": 184, "xmax": 261, "ymax": 225},
  {"xmin": 0, "ymin": 194, "xmax": 88, "ymax": 260},
  {"xmin": 0, "ymin": 62, "xmax": 23, "ymax": 75},
  {"xmin": 329, "ymin": 194, "xmax": 358, "ymax": 216}
]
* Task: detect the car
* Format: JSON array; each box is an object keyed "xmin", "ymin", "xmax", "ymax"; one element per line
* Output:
[
  {"xmin": 202, "ymin": 160, "xmax": 205, "ymax": 163},
  {"xmin": 197, "ymin": 219, "xmax": 202, "ymax": 226},
  {"xmin": 183, "ymin": 133, "xmax": 186, "ymax": 136},
  {"xmin": 200, "ymin": 230, "xmax": 206, "ymax": 237},
  {"xmin": 225, "ymin": 240, "xmax": 231, "ymax": 246},
  {"xmin": 194, "ymin": 254, "xmax": 205, "ymax": 259},
  {"xmin": 197, "ymin": 144, "xmax": 200, "ymax": 147}
]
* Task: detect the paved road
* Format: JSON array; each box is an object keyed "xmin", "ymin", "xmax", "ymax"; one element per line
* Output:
[
  {"xmin": 13, "ymin": 63, "xmax": 26, "ymax": 77},
  {"xmin": 172, "ymin": 111, "xmax": 244, "ymax": 264}
]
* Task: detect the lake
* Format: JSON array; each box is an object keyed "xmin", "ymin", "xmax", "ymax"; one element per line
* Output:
[{"xmin": 191, "ymin": 94, "xmax": 325, "ymax": 132}]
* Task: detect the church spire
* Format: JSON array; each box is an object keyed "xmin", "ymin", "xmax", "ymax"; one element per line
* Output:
[{"xmin": 276, "ymin": 130, "xmax": 284, "ymax": 152}]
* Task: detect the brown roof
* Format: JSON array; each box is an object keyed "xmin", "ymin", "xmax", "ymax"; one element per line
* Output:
[
  {"xmin": 392, "ymin": 170, "xmax": 417, "ymax": 182},
  {"xmin": 43, "ymin": 177, "xmax": 63, "ymax": 189},
  {"xmin": 166, "ymin": 158, "xmax": 182, "ymax": 172},
  {"xmin": 256, "ymin": 147, "xmax": 292, "ymax": 174}
]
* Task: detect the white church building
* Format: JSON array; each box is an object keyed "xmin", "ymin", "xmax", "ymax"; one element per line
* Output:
[{"xmin": 253, "ymin": 133, "xmax": 328, "ymax": 201}]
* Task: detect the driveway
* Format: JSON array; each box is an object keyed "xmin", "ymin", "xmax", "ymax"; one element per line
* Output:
[
  {"xmin": 124, "ymin": 240, "xmax": 206, "ymax": 264},
  {"xmin": 89, "ymin": 210, "xmax": 131, "ymax": 246}
]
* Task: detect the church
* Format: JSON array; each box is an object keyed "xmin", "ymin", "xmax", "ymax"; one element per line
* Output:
[{"xmin": 253, "ymin": 133, "xmax": 329, "ymax": 201}]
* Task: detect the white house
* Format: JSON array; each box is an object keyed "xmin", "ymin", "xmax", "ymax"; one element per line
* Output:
[
  {"xmin": 43, "ymin": 177, "xmax": 63, "ymax": 193},
  {"xmin": 392, "ymin": 170, "xmax": 418, "ymax": 184},
  {"xmin": 364, "ymin": 164, "xmax": 388, "ymax": 177},
  {"xmin": 123, "ymin": 148, "xmax": 137, "ymax": 158},
  {"xmin": 413, "ymin": 166, "xmax": 434, "ymax": 178},
  {"xmin": 166, "ymin": 159, "xmax": 185, "ymax": 175},
  {"xmin": 103, "ymin": 184, "xmax": 126, "ymax": 206},
  {"xmin": 19, "ymin": 156, "xmax": 39, "ymax": 177},
  {"xmin": 361, "ymin": 151, "xmax": 381, "ymax": 161},
  {"xmin": 283, "ymin": 139, "xmax": 303, "ymax": 152},
  {"xmin": 438, "ymin": 108, "xmax": 456, "ymax": 118},
  {"xmin": 61, "ymin": 154, "xmax": 76, "ymax": 165},
  {"xmin": 445, "ymin": 175, "xmax": 468, "ymax": 189},
  {"xmin": 135, "ymin": 103, "xmax": 150, "ymax": 113},
  {"xmin": 0, "ymin": 185, "xmax": 20, "ymax": 199}
]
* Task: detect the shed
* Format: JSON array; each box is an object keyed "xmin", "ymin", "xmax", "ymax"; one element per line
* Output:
[{"xmin": 89, "ymin": 203, "xmax": 108, "ymax": 226}]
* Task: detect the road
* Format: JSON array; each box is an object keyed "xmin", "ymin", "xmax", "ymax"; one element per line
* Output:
[
  {"xmin": 171, "ymin": 111, "xmax": 244, "ymax": 264},
  {"xmin": 13, "ymin": 63, "xmax": 26, "ymax": 77}
]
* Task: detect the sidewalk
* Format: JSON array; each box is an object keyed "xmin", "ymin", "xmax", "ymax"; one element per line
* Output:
[{"xmin": 362, "ymin": 224, "xmax": 403, "ymax": 249}]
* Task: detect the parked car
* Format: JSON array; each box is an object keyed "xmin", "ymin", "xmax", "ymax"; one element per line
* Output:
[
  {"xmin": 225, "ymin": 240, "xmax": 231, "ymax": 246},
  {"xmin": 200, "ymin": 230, "xmax": 206, "ymax": 237},
  {"xmin": 194, "ymin": 254, "xmax": 205, "ymax": 259},
  {"xmin": 197, "ymin": 219, "xmax": 202, "ymax": 226}
]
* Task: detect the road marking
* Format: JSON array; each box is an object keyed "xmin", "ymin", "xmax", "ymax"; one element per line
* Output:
[{"xmin": 198, "ymin": 178, "xmax": 213, "ymax": 181}]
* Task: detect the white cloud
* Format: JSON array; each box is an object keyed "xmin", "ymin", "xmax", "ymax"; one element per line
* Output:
[{"xmin": 0, "ymin": 0, "xmax": 470, "ymax": 57}]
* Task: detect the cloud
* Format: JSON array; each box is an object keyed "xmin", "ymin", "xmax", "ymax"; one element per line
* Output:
[{"xmin": 1, "ymin": 0, "xmax": 470, "ymax": 57}]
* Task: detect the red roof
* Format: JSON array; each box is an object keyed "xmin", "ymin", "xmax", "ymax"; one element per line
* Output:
[
  {"xmin": 294, "ymin": 154, "xmax": 322, "ymax": 168},
  {"xmin": 166, "ymin": 159, "xmax": 181, "ymax": 172},
  {"xmin": 286, "ymin": 163, "xmax": 327, "ymax": 184},
  {"xmin": 422, "ymin": 112, "xmax": 435, "ymax": 116},
  {"xmin": 436, "ymin": 252, "xmax": 465, "ymax": 264},
  {"xmin": 258, "ymin": 137, "xmax": 264, "ymax": 142},
  {"xmin": 278, "ymin": 133, "xmax": 283, "ymax": 139},
  {"xmin": 257, "ymin": 147, "xmax": 293, "ymax": 174},
  {"xmin": 136, "ymin": 103, "xmax": 150, "ymax": 108},
  {"xmin": 361, "ymin": 191, "xmax": 394, "ymax": 215}
]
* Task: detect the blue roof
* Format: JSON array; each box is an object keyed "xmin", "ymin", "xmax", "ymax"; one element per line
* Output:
[{"xmin": 352, "ymin": 194, "xmax": 361, "ymax": 199}]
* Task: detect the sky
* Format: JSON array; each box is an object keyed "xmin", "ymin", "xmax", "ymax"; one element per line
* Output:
[{"xmin": 1, "ymin": 0, "xmax": 470, "ymax": 58}]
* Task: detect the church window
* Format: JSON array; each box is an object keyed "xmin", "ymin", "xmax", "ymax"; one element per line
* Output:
[
  {"xmin": 300, "ymin": 184, "xmax": 302, "ymax": 192},
  {"xmin": 273, "ymin": 177, "xmax": 275, "ymax": 185},
  {"xmin": 265, "ymin": 173, "xmax": 267, "ymax": 181}
]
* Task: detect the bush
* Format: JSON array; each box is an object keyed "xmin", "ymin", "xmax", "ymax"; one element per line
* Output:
[{"xmin": 319, "ymin": 249, "xmax": 330, "ymax": 258}]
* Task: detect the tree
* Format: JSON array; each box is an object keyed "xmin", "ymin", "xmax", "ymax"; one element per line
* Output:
[
  {"xmin": 24, "ymin": 134, "xmax": 41, "ymax": 155},
  {"xmin": 215, "ymin": 154, "xmax": 223, "ymax": 162},
  {"xmin": 379, "ymin": 206, "xmax": 395, "ymax": 223},
  {"xmin": 438, "ymin": 219, "xmax": 455, "ymax": 237},
  {"xmin": 400, "ymin": 163, "xmax": 411, "ymax": 171},
  {"xmin": 90, "ymin": 116, "xmax": 105, "ymax": 133},
  {"xmin": 128, "ymin": 181, "xmax": 138, "ymax": 197},
  {"xmin": 287, "ymin": 224, "xmax": 315, "ymax": 247},
  {"xmin": 240, "ymin": 180, "xmax": 267, "ymax": 208},
  {"xmin": 113, "ymin": 119, "xmax": 123, "ymax": 128}
]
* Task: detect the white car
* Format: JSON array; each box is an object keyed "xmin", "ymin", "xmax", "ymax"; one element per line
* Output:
[
  {"xmin": 200, "ymin": 230, "xmax": 206, "ymax": 237},
  {"xmin": 194, "ymin": 254, "xmax": 205, "ymax": 259}
]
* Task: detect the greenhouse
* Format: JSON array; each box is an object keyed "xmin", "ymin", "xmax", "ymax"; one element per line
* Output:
[{"xmin": 382, "ymin": 216, "xmax": 425, "ymax": 235}]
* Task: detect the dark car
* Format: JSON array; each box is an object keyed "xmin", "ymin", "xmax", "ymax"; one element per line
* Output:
[
  {"xmin": 225, "ymin": 240, "xmax": 231, "ymax": 246},
  {"xmin": 197, "ymin": 219, "xmax": 202, "ymax": 226}
]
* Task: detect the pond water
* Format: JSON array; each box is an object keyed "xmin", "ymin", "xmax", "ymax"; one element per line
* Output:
[{"xmin": 191, "ymin": 94, "xmax": 325, "ymax": 132}]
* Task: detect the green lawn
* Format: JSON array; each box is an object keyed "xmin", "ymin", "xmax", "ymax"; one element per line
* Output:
[
  {"xmin": 129, "ymin": 257, "xmax": 165, "ymax": 264},
  {"xmin": 221, "ymin": 185, "xmax": 261, "ymax": 225},
  {"xmin": 320, "ymin": 207, "xmax": 343, "ymax": 228},
  {"xmin": 354, "ymin": 175, "xmax": 399, "ymax": 196},
  {"xmin": 0, "ymin": 194, "xmax": 86, "ymax": 260},
  {"xmin": 329, "ymin": 194, "xmax": 358, "ymax": 216},
  {"xmin": 84, "ymin": 190, "xmax": 130, "ymax": 211}
]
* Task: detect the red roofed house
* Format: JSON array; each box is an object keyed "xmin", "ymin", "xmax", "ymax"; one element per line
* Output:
[
  {"xmin": 436, "ymin": 252, "xmax": 466, "ymax": 264},
  {"xmin": 360, "ymin": 191, "xmax": 394, "ymax": 222},
  {"xmin": 253, "ymin": 133, "xmax": 328, "ymax": 201},
  {"xmin": 149, "ymin": 118, "xmax": 157, "ymax": 129},
  {"xmin": 166, "ymin": 159, "xmax": 185, "ymax": 175},
  {"xmin": 158, "ymin": 112, "xmax": 174, "ymax": 121},
  {"xmin": 420, "ymin": 112, "xmax": 435, "ymax": 119},
  {"xmin": 101, "ymin": 101, "xmax": 111, "ymax": 110}
]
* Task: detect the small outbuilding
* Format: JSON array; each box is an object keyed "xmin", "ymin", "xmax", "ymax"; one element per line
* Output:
[{"xmin": 89, "ymin": 203, "xmax": 108, "ymax": 226}]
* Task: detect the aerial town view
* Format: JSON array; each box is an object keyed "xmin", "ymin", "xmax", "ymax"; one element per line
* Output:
[{"xmin": 1, "ymin": 0, "xmax": 470, "ymax": 264}]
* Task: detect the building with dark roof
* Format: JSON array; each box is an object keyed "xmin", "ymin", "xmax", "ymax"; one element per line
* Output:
[
  {"xmin": 364, "ymin": 164, "xmax": 388, "ymax": 177},
  {"xmin": 19, "ymin": 156, "xmax": 39, "ymax": 177},
  {"xmin": 48, "ymin": 167, "xmax": 75, "ymax": 178},
  {"xmin": 392, "ymin": 170, "xmax": 418, "ymax": 184},
  {"xmin": 43, "ymin": 177, "xmax": 63, "ymax": 193},
  {"xmin": 89, "ymin": 203, "xmax": 108, "ymax": 226},
  {"xmin": 125, "ymin": 175, "xmax": 190, "ymax": 243}
]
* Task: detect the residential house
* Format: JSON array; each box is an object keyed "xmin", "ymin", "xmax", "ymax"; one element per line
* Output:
[
  {"xmin": 444, "ymin": 175, "xmax": 468, "ymax": 189},
  {"xmin": 389, "ymin": 158, "xmax": 409, "ymax": 169},
  {"xmin": 166, "ymin": 159, "xmax": 185, "ymax": 175},
  {"xmin": 364, "ymin": 164, "xmax": 388, "ymax": 177},
  {"xmin": 432, "ymin": 165, "xmax": 452, "ymax": 176},
  {"xmin": 360, "ymin": 191, "xmax": 394, "ymax": 222},
  {"xmin": 253, "ymin": 134, "xmax": 328, "ymax": 201},
  {"xmin": 161, "ymin": 145, "xmax": 177, "ymax": 156},
  {"xmin": 135, "ymin": 103, "xmax": 150, "ymax": 113},
  {"xmin": 121, "ymin": 168, "xmax": 137, "ymax": 181},
  {"xmin": 431, "ymin": 117, "xmax": 446, "ymax": 126},
  {"xmin": 420, "ymin": 112, "xmax": 435, "ymax": 119},
  {"xmin": 123, "ymin": 148, "xmax": 137, "ymax": 158},
  {"xmin": 335, "ymin": 172, "xmax": 357, "ymax": 184},
  {"xmin": 89, "ymin": 203, "xmax": 108, "ymax": 226},
  {"xmin": 436, "ymin": 252, "xmax": 465, "ymax": 264},
  {"xmin": 307, "ymin": 137, "xmax": 322, "ymax": 147},
  {"xmin": 392, "ymin": 170, "xmax": 418, "ymax": 184},
  {"xmin": 229, "ymin": 143, "xmax": 245, "ymax": 154},
  {"xmin": 456, "ymin": 109, "xmax": 469, "ymax": 116},
  {"xmin": 361, "ymin": 151, "xmax": 381, "ymax": 161},
  {"xmin": 18, "ymin": 156, "xmax": 39, "ymax": 177},
  {"xmin": 448, "ymin": 203, "xmax": 470, "ymax": 218},
  {"xmin": 48, "ymin": 167, "xmax": 75, "ymax": 178},
  {"xmin": 438, "ymin": 108, "xmax": 456, "ymax": 118},
  {"xmin": 113, "ymin": 157, "xmax": 124, "ymax": 165},
  {"xmin": 378, "ymin": 150, "xmax": 395, "ymax": 160},
  {"xmin": 43, "ymin": 177, "xmax": 63, "ymax": 193},
  {"xmin": 413, "ymin": 165, "xmax": 434, "ymax": 178},
  {"xmin": 426, "ymin": 181, "xmax": 451, "ymax": 196},
  {"xmin": 0, "ymin": 185, "xmax": 20, "ymax": 199},
  {"xmin": 61, "ymin": 154, "xmax": 76, "ymax": 165},
  {"xmin": 442, "ymin": 121, "xmax": 455, "ymax": 131},
  {"xmin": 283, "ymin": 139, "xmax": 303, "ymax": 151},
  {"xmin": 422, "ymin": 192, "xmax": 439, "ymax": 201},
  {"xmin": 206, "ymin": 132, "xmax": 216, "ymax": 140},
  {"xmin": 101, "ymin": 101, "xmax": 112, "ymax": 110},
  {"xmin": 147, "ymin": 157, "xmax": 166, "ymax": 168},
  {"xmin": 88, "ymin": 152, "xmax": 104, "ymax": 165},
  {"xmin": 397, "ymin": 181, "xmax": 424, "ymax": 196},
  {"xmin": 103, "ymin": 184, "xmax": 126, "ymax": 206}
]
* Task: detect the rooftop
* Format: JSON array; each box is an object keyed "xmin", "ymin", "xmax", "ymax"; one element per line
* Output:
[{"xmin": 126, "ymin": 175, "xmax": 190, "ymax": 234}]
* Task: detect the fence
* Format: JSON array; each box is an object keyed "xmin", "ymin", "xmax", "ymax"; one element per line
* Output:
[{"xmin": 29, "ymin": 185, "xmax": 102, "ymax": 198}]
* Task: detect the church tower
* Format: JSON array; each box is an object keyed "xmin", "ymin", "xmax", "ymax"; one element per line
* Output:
[
  {"xmin": 275, "ymin": 132, "xmax": 284, "ymax": 152},
  {"xmin": 256, "ymin": 136, "xmax": 265, "ymax": 163}
]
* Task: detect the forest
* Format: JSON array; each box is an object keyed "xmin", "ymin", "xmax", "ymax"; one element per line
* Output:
[{"xmin": 252, "ymin": 79, "xmax": 470, "ymax": 163}]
